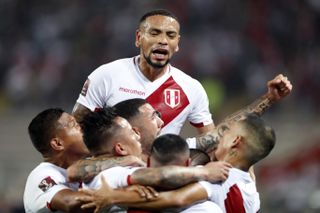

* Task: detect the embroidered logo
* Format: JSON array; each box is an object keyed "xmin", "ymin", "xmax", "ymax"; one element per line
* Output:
[
  {"xmin": 39, "ymin": 176, "xmax": 57, "ymax": 192},
  {"xmin": 80, "ymin": 79, "xmax": 90, "ymax": 96},
  {"xmin": 164, "ymin": 89, "xmax": 180, "ymax": 108}
]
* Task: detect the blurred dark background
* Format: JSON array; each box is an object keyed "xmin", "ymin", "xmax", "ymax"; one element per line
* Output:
[{"xmin": 0, "ymin": 0, "xmax": 319, "ymax": 212}]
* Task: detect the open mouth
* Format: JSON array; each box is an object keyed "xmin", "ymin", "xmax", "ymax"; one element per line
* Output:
[{"xmin": 152, "ymin": 48, "xmax": 169, "ymax": 60}]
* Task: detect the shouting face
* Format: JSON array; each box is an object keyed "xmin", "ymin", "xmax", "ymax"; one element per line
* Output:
[{"xmin": 136, "ymin": 15, "xmax": 180, "ymax": 69}]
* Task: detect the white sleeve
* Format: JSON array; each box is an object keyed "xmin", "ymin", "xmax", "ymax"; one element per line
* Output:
[
  {"xmin": 24, "ymin": 170, "xmax": 70, "ymax": 212},
  {"xmin": 186, "ymin": 137, "xmax": 197, "ymax": 149},
  {"xmin": 198, "ymin": 181, "xmax": 221, "ymax": 203},
  {"xmin": 187, "ymin": 80, "xmax": 213, "ymax": 127},
  {"xmin": 76, "ymin": 65, "xmax": 111, "ymax": 111},
  {"xmin": 88, "ymin": 166, "xmax": 141, "ymax": 189}
]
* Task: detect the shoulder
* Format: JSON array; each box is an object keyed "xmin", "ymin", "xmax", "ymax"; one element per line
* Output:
[
  {"xmin": 170, "ymin": 66, "xmax": 203, "ymax": 87},
  {"xmin": 89, "ymin": 57, "xmax": 134, "ymax": 78},
  {"xmin": 26, "ymin": 163, "xmax": 66, "ymax": 183}
]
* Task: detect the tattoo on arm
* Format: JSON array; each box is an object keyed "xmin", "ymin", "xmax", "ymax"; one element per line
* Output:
[
  {"xmin": 68, "ymin": 156, "xmax": 141, "ymax": 183},
  {"xmin": 223, "ymin": 93, "xmax": 274, "ymax": 122},
  {"xmin": 131, "ymin": 166, "xmax": 202, "ymax": 189},
  {"xmin": 195, "ymin": 133, "xmax": 219, "ymax": 152}
]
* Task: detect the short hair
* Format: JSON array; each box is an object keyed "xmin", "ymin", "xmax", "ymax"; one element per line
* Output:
[
  {"xmin": 28, "ymin": 108, "xmax": 64, "ymax": 154},
  {"xmin": 239, "ymin": 114, "xmax": 276, "ymax": 165},
  {"xmin": 113, "ymin": 98, "xmax": 147, "ymax": 122},
  {"xmin": 139, "ymin": 9, "xmax": 179, "ymax": 26},
  {"xmin": 189, "ymin": 149, "xmax": 211, "ymax": 166},
  {"xmin": 151, "ymin": 134, "xmax": 189, "ymax": 166},
  {"xmin": 80, "ymin": 107, "xmax": 118, "ymax": 154}
]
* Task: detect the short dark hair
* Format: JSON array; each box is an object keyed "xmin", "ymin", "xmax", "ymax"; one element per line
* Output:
[
  {"xmin": 113, "ymin": 98, "xmax": 147, "ymax": 121},
  {"xmin": 28, "ymin": 108, "xmax": 64, "ymax": 154},
  {"xmin": 151, "ymin": 134, "xmax": 189, "ymax": 166},
  {"xmin": 139, "ymin": 9, "xmax": 179, "ymax": 25},
  {"xmin": 80, "ymin": 107, "xmax": 118, "ymax": 154},
  {"xmin": 240, "ymin": 114, "xmax": 276, "ymax": 165},
  {"xmin": 189, "ymin": 149, "xmax": 211, "ymax": 166}
]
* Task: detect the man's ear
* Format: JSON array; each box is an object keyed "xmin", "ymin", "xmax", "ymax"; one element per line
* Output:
[
  {"xmin": 231, "ymin": 136, "xmax": 242, "ymax": 149},
  {"xmin": 114, "ymin": 143, "xmax": 128, "ymax": 156},
  {"xmin": 135, "ymin": 30, "xmax": 141, "ymax": 47},
  {"xmin": 175, "ymin": 45, "xmax": 179, "ymax": 52},
  {"xmin": 50, "ymin": 138, "xmax": 64, "ymax": 151},
  {"xmin": 175, "ymin": 35, "xmax": 180, "ymax": 52}
]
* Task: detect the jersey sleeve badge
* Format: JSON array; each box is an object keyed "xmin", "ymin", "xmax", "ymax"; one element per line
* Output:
[
  {"xmin": 38, "ymin": 176, "xmax": 57, "ymax": 192},
  {"xmin": 80, "ymin": 79, "xmax": 90, "ymax": 96}
]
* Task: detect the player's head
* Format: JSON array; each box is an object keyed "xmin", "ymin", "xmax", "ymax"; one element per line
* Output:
[
  {"xmin": 28, "ymin": 108, "xmax": 89, "ymax": 165},
  {"xmin": 189, "ymin": 149, "xmax": 211, "ymax": 166},
  {"xmin": 114, "ymin": 98, "xmax": 163, "ymax": 155},
  {"xmin": 149, "ymin": 134, "xmax": 190, "ymax": 167},
  {"xmin": 80, "ymin": 107, "xmax": 142, "ymax": 158},
  {"xmin": 213, "ymin": 114, "xmax": 276, "ymax": 169},
  {"xmin": 136, "ymin": 9, "xmax": 180, "ymax": 69}
]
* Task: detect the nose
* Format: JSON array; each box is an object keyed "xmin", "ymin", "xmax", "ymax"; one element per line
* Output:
[
  {"xmin": 158, "ymin": 33, "xmax": 168, "ymax": 45},
  {"xmin": 157, "ymin": 117, "xmax": 164, "ymax": 128}
]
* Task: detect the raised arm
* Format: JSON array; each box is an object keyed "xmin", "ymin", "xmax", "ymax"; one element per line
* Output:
[
  {"xmin": 67, "ymin": 155, "xmax": 145, "ymax": 182},
  {"xmin": 222, "ymin": 74, "xmax": 292, "ymax": 122},
  {"xmin": 195, "ymin": 74, "xmax": 292, "ymax": 152},
  {"xmin": 130, "ymin": 161, "xmax": 231, "ymax": 189}
]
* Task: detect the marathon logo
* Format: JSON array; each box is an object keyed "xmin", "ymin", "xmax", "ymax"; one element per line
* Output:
[{"xmin": 119, "ymin": 87, "xmax": 145, "ymax": 96}]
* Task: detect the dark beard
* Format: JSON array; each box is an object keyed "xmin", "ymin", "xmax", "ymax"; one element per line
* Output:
[{"xmin": 143, "ymin": 53, "xmax": 170, "ymax": 69}]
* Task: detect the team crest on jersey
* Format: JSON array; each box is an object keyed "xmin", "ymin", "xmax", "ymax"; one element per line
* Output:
[
  {"xmin": 164, "ymin": 89, "xmax": 180, "ymax": 108},
  {"xmin": 81, "ymin": 79, "xmax": 90, "ymax": 96},
  {"xmin": 38, "ymin": 176, "xmax": 57, "ymax": 192}
]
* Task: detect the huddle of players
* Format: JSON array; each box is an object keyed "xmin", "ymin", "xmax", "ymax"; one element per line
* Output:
[
  {"xmin": 24, "ymin": 98, "xmax": 276, "ymax": 213},
  {"xmin": 23, "ymin": 9, "xmax": 292, "ymax": 213}
]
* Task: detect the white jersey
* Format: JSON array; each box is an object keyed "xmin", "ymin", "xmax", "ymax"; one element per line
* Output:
[
  {"xmin": 23, "ymin": 162, "xmax": 81, "ymax": 213},
  {"xmin": 199, "ymin": 168, "xmax": 260, "ymax": 213},
  {"xmin": 84, "ymin": 166, "xmax": 141, "ymax": 213},
  {"xmin": 76, "ymin": 56, "xmax": 213, "ymax": 135},
  {"xmin": 179, "ymin": 201, "xmax": 223, "ymax": 213}
]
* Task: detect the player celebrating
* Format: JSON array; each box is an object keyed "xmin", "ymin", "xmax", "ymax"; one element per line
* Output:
[{"xmin": 73, "ymin": 9, "xmax": 292, "ymax": 137}]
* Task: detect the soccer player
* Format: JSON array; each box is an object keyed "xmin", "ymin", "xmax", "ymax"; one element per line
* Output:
[
  {"xmin": 23, "ymin": 108, "xmax": 91, "ymax": 213},
  {"xmin": 76, "ymin": 107, "xmax": 231, "ymax": 212},
  {"xmin": 73, "ymin": 9, "xmax": 292, "ymax": 136},
  {"xmin": 78, "ymin": 114, "xmax": 275, "ymax": 212},
  {"xmin": 146, "ymin": 134, "xmax": 223, "ymax": 213},
  {"xmin": 23, "ymin": 108, "xmax": 149, "ymax": 213}
]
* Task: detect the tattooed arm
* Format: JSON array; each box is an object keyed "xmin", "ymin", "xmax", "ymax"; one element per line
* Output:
[
  {"xmin": 67, "ymin": 155, "xmax": 145, "ymax": 183},
  {"xmin": 222, "ymin": 74, "xmax": 292, "ymax": 122},
  {"xmin": 130, "ymin": 161, "xmax": 231, "ymax": 189},
  {"xmin": 194, "ymin": 74, "xmax": 292, "ymax": 152}
]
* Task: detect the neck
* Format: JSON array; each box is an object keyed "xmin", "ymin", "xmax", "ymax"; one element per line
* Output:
[
  {"xmin": 44, "ymin": 153, "xmax": 85, "ymax": 169},
  {"xmin": 138, "ymin": 56, "xmax": 168, "ymax": 82},
  {"xmin": 222, "ymin": 155, "xmax": 250, "ymax": 172},
  {"xmin": 44, "ymin": 156, "xmax": 70, "ymax": 169}
]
